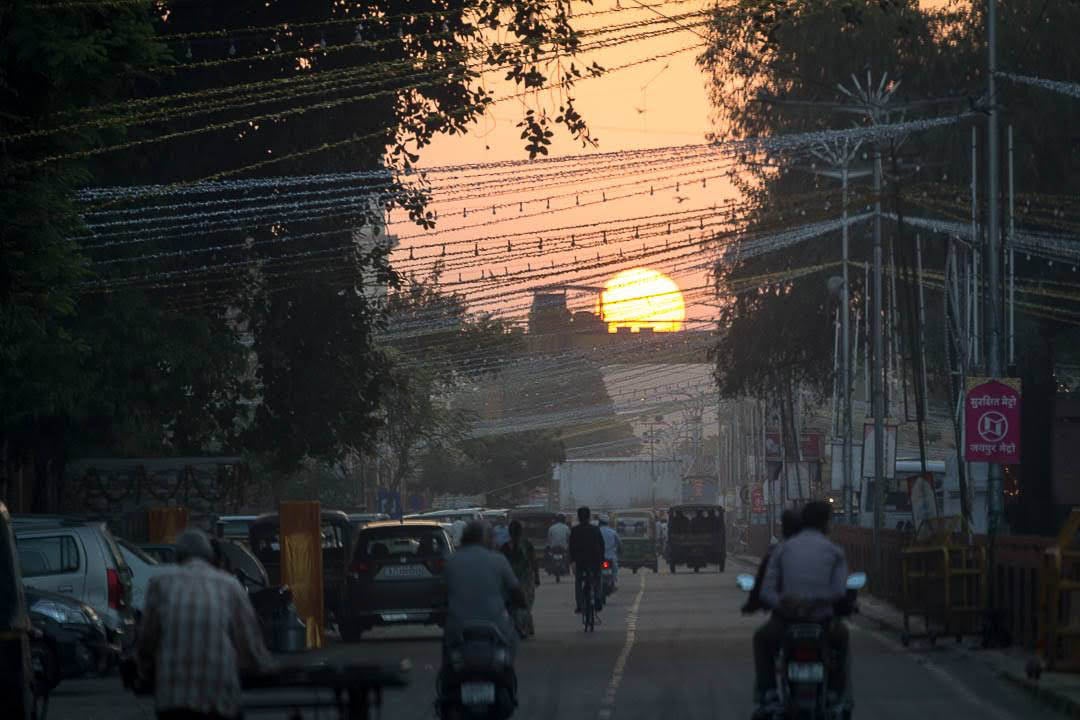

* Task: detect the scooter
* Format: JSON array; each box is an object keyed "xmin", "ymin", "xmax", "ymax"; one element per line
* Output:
[
  {"xmin": 544, "ymin": 548, "xmax": 568, "ymax": 584},
  {"xmin": 735, "ymin": 571, "xmax": 866, "ymax": 720},
  {"xmin": 600, "ymin": 559, "xmax": 616, "ymax": 598},
  {"xmin": 437, "ymin": 624, "xmax": 517, "ymax": 720}
]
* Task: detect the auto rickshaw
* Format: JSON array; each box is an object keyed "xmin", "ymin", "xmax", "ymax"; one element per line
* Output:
[
  {"xmin": 666, "ymin": 503, "xmax": 726, "ymax": 573},
  {"xmin": 614, "ymin": 510, "xmax": 658, "ymax": 573},
  {"xmin": 248, "ymin": 510, "xmax": 352, "ymax": 627}
]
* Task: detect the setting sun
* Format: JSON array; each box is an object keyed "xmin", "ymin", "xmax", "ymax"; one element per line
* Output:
[{"xmin": 601, "ymin": 268, "xmax": 686, "ymax": 333}]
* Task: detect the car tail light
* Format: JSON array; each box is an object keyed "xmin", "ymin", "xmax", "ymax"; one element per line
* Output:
[
  {"xmin": 426, "ymin": 557, "xmax": 446, "ymax": 574},
  {"xmin": 107, "ymin": 568, "xmax": 122, "ymax": 610},
  {"xmin": 601, "ymin": 560, "xmax": 611, "ymax": 570},
  {"xmin": 790, "ymin": 645, "xmax": 820, "ymax": 662},
  {"xmin": 349, "ymin": 561, "xmax": 371, "ymax": 579}
]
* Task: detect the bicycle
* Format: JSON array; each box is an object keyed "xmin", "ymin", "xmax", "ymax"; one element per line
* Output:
[{"xmin": 581, "ymin": 570, "xmax": 603, "ymax": 632}]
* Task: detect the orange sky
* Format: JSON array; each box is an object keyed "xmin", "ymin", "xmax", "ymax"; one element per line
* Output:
[
  {"xmin": 387, "ymin": 0, "xmax": 951, "ymax": 328},
  {"xmin": 388, "ymin": 0, "xmax": 731, "ymax": 330}
]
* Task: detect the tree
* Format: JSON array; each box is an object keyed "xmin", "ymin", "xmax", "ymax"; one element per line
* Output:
[
  {"xmin": 375, "ymin": 273, "xmax": 526, "ymax": 497},
  {"xmin": 699, "ymin": 0, "xmax": 1080, "ymax": 532},
  {"xmin": 419, "ymin": 430, "xmax": 565, "ymax": 504},
  {"xmin": 0, "ymin": 3, "xmax": 168, "ymax": 509},
  {"xmin": 246, "ymin": 257, "xmax": 393, "ymax": 480}
]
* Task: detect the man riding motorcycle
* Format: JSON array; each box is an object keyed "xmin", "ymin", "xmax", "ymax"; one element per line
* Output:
[
  {"xmin": 568, "ymin": 507, "xmax": 605, "ymax": 614},
  {"xmin": 443, "ymin": 521, "xmax": 526, "ymax": 665},
  {"xmin": 597, "ymin": 516, "xmax": 621, "ymax": 593},
  {"xmin": 752, "ymin": 501, "xmax": 850, "ymax": 719},
  {"xmin": 547, "ymin": 514, "xmax": 570, "ymax": 553}
]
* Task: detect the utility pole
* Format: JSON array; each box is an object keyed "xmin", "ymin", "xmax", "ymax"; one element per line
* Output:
[
  {"xmin": 986, "ymin": 0, "xmax": 1004, "ymax": 537},
  {"xmin": 872, "ymin": 143, "xmax": 886, "ymax": 574},
  {"xmin": 841, "ymin": 164, "xmax": 854, "ymax": 525}
]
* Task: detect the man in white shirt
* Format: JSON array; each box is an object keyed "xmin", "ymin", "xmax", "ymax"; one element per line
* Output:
[{"xmin": 546, "ymin": 514, "xmax": 571, "ymax": 551}]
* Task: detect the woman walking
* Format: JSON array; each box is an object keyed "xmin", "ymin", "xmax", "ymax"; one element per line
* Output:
[{"xmin": 502, "ymin": 520, "xmax": 540, "ymax": 638}]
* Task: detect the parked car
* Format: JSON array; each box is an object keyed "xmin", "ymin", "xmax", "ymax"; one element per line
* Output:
[
  {"xmin": 0, "ymin": 503, "xmax": 35, "ymax": 720},
  {"xmin": 25, "ymin": 586, "xmax": 115, "ymax": 689},
  {"xmin": 341, "ymin": 520, "xmax": 453, "ymax": 641},
  {"xmin": 13, "ymin": 516, "xmax": 136, "ymax": 653},
  {"xmin": 116, "ymin": 539, "xmax": 167, "ymax": 613}
]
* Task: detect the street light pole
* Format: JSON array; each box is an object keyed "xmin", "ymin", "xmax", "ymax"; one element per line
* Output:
[
  {"xmin": 841, "ymin": 164, "xmax": 854, "ymax": 525},
  {"xmin": 872, "ymin": 144, "xmax": 886, "ymax": 576}
]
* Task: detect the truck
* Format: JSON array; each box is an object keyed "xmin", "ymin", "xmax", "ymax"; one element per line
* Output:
[{"xmin": 553, "ymin": 458, "xmax": 683, "ymax": 511}]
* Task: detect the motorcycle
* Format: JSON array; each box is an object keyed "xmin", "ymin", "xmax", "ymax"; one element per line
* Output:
[
  {"xmin": 735, "ymin": 571, "xmax": 866, "ymax": 720},
  {"xmin": 544, "ymin": 548, "xmax": 569, "ymax": 584},
  {"xmin": 600, "ymin": 559, "xmax": 616, "ymax": 597},
  {"xmin": 437, "ymin": 624, "xmax": 517, "ymax": 720}
]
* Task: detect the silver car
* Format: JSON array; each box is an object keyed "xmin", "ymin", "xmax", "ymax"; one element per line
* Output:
[{"xmin": 14, "ymin": 516, "xmax": 136, "ymax": 651}]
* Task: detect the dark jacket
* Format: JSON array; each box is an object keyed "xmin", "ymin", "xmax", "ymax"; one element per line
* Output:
[{"xmin": 568, "ymin": 524, "xmax": 605, "ymax": 569}]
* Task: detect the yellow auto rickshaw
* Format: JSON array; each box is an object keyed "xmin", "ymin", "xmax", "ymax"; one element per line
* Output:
[{"xmin": 614, "ymin": 509, "xmax": 658, "ymax": 574}]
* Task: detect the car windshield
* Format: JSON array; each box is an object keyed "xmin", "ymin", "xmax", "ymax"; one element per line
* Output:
[
  {"xmin": 354, "ymin": 527, "xmax": 448, "ymax": 561},
  {"xmin": 616, "ymin": 519, "xmax": 649, "ymax": 537}
]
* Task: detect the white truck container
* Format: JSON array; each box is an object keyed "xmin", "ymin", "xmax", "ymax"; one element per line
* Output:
[{"xmin": 554, "ymin": 458, "xmax": 684, "ymax": 511}]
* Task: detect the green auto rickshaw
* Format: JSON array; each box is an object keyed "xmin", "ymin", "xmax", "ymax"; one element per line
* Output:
[{"xmin": 614, "ymin": 510, "xmax": 658, "ymax": 574}]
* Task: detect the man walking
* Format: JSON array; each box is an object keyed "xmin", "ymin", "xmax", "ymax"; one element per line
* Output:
[{"xmin": 137, "ymin": 529, "xmax": 273, "ymax": 720}]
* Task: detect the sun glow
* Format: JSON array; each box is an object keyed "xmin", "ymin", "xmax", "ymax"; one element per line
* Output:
[{"xmin": 601, "ymin": 268, "xmax": 686, "ymax": 333}]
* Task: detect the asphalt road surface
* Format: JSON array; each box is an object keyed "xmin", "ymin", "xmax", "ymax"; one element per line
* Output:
[{"xmin": 50, "ymin": 564, "xmax": 1057, "ymax": 720}]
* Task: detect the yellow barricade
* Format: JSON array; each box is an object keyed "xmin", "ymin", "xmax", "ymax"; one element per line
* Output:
[
  {"xmin": 279, "ymin": 501, "xmax": 324, "ymax": 649},
  {"xmin": 147, "ymin": 507, "xmax": 189, "ymax": 544}
]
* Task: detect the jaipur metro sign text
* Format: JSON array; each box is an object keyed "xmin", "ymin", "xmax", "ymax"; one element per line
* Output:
[{"xmin": 964, "ymin": 377, "xmax": 1021, "ymax": 464}]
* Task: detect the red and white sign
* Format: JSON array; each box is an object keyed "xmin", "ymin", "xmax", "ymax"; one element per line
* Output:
[
  {"xmin": 964, "ymin": 377, "xmax": 1021, "ymax": 464},
  {"xmin": 751, "ymin": 484, "xmax": 766, "ymax": 514}
]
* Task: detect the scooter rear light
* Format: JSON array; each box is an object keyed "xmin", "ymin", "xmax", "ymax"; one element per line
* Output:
[
  {"xmin": 601, "ymin": 560, "xmax": 611, "ymax": 570},
  {"xmin": 790, "ymin": 646, "xmax": 820, "ymax": 662}
]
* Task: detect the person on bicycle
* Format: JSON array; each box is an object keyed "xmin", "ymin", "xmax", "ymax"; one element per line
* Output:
[{"xmin": 568, "ymin": 506, "xmax": 605, "ymax": 614}]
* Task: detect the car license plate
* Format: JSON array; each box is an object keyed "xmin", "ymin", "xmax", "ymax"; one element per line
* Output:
[
  {"xmin": 787, "ymin": 662, "xmax": 825, "ymax": 683},
  {"xmin": 460, "ymin": 682, "xmax": 496, "ymax": 705},
  {"xmin": 376, "ymin": 563, "xmax": 428, "ymax": 579},
  {"xmin": 380, "ymin": 612, "xmax": 410, "ymax": 622}
]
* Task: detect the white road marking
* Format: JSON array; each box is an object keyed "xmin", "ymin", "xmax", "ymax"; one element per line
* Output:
[
  {"xmin": 852, "ymin": 622, "xmax": 1018, "ymax": 720},
  {"xmin": 597, "ymin": 574, "xmax": 647, "ymax": 720}
]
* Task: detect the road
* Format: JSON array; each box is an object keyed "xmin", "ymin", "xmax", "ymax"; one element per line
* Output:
[{"xmin": 50, "ymin": 564, "xmax": 1057, "ymax": 720}]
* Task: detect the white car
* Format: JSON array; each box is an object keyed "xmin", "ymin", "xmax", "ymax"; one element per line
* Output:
[{"xmin": 116, "ymin": 539, "xmax": 168, "ymax": 612}]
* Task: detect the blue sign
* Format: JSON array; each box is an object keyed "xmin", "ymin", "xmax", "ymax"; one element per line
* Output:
[{"xmin": 377, "ymin": 488, "xmax": 402, "ymax": 519}]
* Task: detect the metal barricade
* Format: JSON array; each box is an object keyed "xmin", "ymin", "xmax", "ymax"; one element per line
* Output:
[
  {"xmin": 1038, "ymin": 509, "xmax": 1080, "ymax": 672},
  {"xmin": 900, "ymin": 518, "xmax": 986, "ymax": 647}
]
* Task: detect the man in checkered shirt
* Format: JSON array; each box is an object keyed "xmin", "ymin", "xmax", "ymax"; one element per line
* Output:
[{"xmin": 137, "ymin": 529, "xmax": 274, "ymax": 720}]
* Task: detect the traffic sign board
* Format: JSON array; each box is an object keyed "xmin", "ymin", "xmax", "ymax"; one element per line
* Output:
[{"xmin": 964, "ymin": 377, "xmax": 1021, "ymax": 464}]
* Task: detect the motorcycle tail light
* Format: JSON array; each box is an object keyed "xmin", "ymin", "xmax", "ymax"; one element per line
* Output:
[
  {"xmin": 791, "ymin": 646, "xmax": 820, "ymax": 662},
  {"xmin": 107, "ymin": 568, "xmax": 122, "ymax": 611},
  {"xmin": 602, "ymin": 560, "xmax": 611, "ymax": 570}
]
